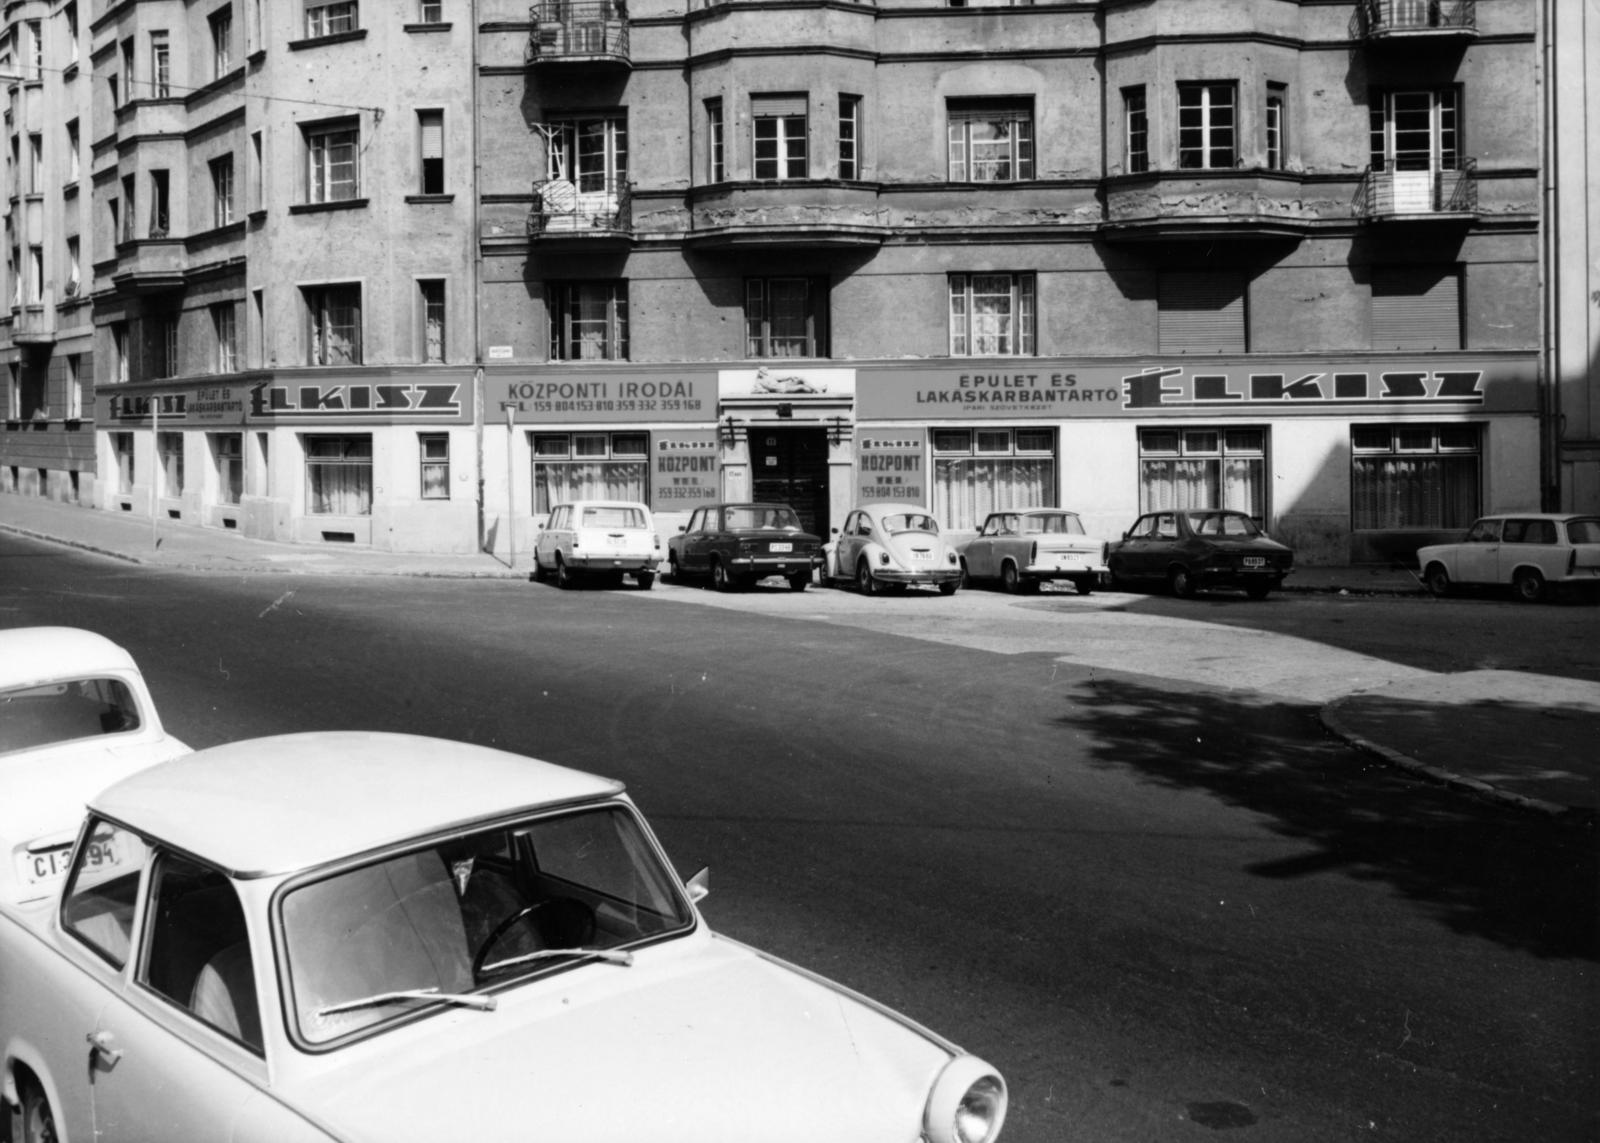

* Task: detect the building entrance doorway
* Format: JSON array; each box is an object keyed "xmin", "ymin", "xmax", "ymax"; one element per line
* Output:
[{"xmin": 749, "ymin": 426, "xmax": 829, "ymax": 538}]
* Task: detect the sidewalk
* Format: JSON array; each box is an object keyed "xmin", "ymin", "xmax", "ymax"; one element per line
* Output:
[{"xmin": 3, "ymin": 494, "xmax": 1595, "ymax": 820}]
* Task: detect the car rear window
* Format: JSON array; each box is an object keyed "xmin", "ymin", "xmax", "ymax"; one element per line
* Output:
[
  {"xmin": 1567, "ymin": 518, "xmax": 1600, "ymax": 544},
  {"xmin": 1024, "ymin": 514, "xmax": 1085, "ymax": 535},
  {"xmin": 0, "ymin": 678, "xmax": 143, "ymax": 754},
  {"xmin": 581, "ymin": 507, "xmax": 647, "ymax": 529},
  {"xmin": 883, "ymin": 514, "xmax": 938, "ymax": 534}
]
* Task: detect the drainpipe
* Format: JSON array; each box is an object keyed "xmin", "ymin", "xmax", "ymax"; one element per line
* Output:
[
  {"xmin": 1536, "ymin": 0, "xmax": 1559, "ymax": 510},
  {"xmin": 471, "ymin": 0, "xmax": 487, "ymax": 552}
]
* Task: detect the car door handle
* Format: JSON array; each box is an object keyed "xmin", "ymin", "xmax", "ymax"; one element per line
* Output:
[{"xmin": 87, "ymin": 1030, "xmax": 124, "ymax": 1069}]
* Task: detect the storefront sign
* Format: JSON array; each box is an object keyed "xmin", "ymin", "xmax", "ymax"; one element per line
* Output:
[
  {"xmin": 653, "ymin": 431, "xmax": 720, "ymax": 511},
  {"xmin": 250, "ymin": 382, "xmax": 462, "ymax": 420},
  {"xmin": 496, "ymin": 372, "xmax": 714, "ymax": 424},
  {"xmin": 101, "ymin": 388, "xmax": 247, "ymax": 427},
  {"xmin": 856, "ymin": 430, "xmax": 926, "ymax": 504}
]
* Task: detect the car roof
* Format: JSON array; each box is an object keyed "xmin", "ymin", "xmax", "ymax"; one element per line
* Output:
[
  {"xmin": 90, "ymin": 732, "xmax": 625, "ymax": 879},
  {"xmin": 856, "ymin": 502, "xmax": 933, "ymax": 514},
  {"xmin": 557, "ymin": 500, "xmax": 650, "ymax": 510},
  {"xmin": 1478, "ymin": 512, "xmax": 1595, "ymax": 521},
  {"xmin": 0, "ymin": 627, "xmax": 139, "ymax": 690}
]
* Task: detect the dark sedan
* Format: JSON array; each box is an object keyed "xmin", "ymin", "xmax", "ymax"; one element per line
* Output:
[
  {"xmin": 1108, "ymin": 509, "xmax": 1293, "ymax": 599},
  {"xmin": 668, "ymin": 503, "xmax": 822, "ymax": 592}
]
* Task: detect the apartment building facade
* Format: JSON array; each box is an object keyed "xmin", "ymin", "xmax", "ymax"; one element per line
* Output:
[{"xmin": 2, "ymin": 1, "xmax": 1578, "ymax": 565}]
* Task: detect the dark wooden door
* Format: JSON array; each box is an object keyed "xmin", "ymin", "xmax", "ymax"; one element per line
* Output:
[{"xmin": 750, "ymin": 427, "xmax": 829, "ymax": 538}]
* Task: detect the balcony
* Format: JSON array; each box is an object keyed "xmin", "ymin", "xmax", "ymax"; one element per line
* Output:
[
  {"xmin": 1353, "ymin": 0, "xmax": 1476, "ymax": 42},
  {"xmin": 528, "ymin": 1, "xmax": 630, "ymax": 67},
  {"xmin": 1101, "ymin": 171, "xmax": 1322, "ymax": 242},
  {"xmin": 685, "ymin": 183, "xmax": 888, "ymax": 249},
  {"xmin": 1357, "ymin": 161, "xmax": 1478, "ymax": 221},
  {"xmin": 110, "ymin": 236, "xmax": 188, "ymax": 293},
  {"xmin": 528, "ymin": 178, "xmax": 632, "ymax": 246}
]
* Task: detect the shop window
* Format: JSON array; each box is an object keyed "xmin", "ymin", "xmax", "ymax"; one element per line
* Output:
[
  {"xmin": 213, "ymin": 433, "xmax": 243, "ymax": 505},
  {"xmin": 1178, "ymin": 82, "xmax": 1236, "ymax": 170},
  {"xmin": 1138, "ymin": 427, "xmax": 1265, "ymax": 521},
  {"xmin": 752, "ymin": 94, "xmax": 807, "ymax": 180},
  {"xmin": 419, "ymin": 433, "xmax": 449, "ymax": 499},
  {"xmin": 745, "ymin": 278, "xmax": 827, "ymax": 358},
  {"xmin": 1371, "ymin": 266, "xmax": 1460, "ymax": 350},
  {"xmin": 158, "ymin": 431, "xmax": 184, "ymax": 498},
  {"xmin": 947, "ymin": 99, "xmax": 1033, "ymax": 182},
  {"xmin": 931, "ymin": 427, "xmax": 1055, "ymax": 531},
  {"xmin": 305, "ymin": 434, "xmax": 372, "ymax": 515},
  {"xmin": 949, "ymin": 273, "xmax": 1035, "ymax": 356},
  {"xmin": 304, "ymin": 119, "xmax": 359, "ymax": 204},
  {"xmin": 304, "ymin": 284, "xmax": 362, "ymax": 365},
  {"xmin": 1124, "ymin": 87, "xmax": 1148, "ymax": 174},
  {"xmin": 531, "ymin": 431, "xmax": 647, "ymax": 513},
  {"xmin": 112, "ymin": 433, "xmax": 135, "ymax": 494},
  {"xmin": 1158, "ymin": 272, "xmax": 1247, "ymax": 354},
  {"xmin": 1350, "ymin": 423, "xmax": 1479, "ymax": 530},
  {"xmin": 549, "ymin": 282, "xmax": 626, "ymax": 361}
]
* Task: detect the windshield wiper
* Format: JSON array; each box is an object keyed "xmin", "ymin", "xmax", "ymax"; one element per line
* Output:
[
  {"xmin": 481, "ymin": 946, "xmax": 634, "ymax": 975},
  {"xmin": 316, "ymin": 987, "xmax": 497, "ymax": 1017}
]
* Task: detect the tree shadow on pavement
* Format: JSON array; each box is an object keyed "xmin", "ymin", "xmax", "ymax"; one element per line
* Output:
[{"xmin": 1055, "ymin": 674, "xmax": 1598, "ymax": 961}]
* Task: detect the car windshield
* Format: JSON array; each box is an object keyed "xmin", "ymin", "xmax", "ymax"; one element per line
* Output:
[
  {"xmin": 280, "ymin": 803, "xmax": 694, "ymax": 1046},
  {"xmin": 1187, "ymin": 513, "xmax": 1261, "ymax": 538},
  {"xmin": 883, "ymin": 513, "xmax": 938, "ymax": 534},
  {"xmin": 581, "ymin": 506, "xmax": 647, "ymax": 529},
  {"xmin": 724, "ymin": 506, "xmax": 801, "ymax": 531},
  {"xmin": 1022, "ymin": 514, "xmax": 1085, "ymax": 536},
  {"xmin": 1567, "ymin": 518, "xmax": 1600, "ymax": 544},
  {"xmin": 0, "ymin": 678, "xmax": 143, "ymax": 754}
]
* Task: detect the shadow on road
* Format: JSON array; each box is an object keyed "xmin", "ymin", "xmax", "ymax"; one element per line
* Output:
[{"xmin": 1054, "ymin": 674, "xmax": 1598, "ymax": 961}]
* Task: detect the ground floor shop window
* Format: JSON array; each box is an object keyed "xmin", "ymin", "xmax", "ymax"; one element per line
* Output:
[
  {"xmin": 1350, "ymin": 424, "xmax": 1479, "ymax": 529},
  {"xmin": 158, "ymin": 432, "xmax": 184, "ymax": 498},
  {"xmin": 112, "ymin": 433, "xmax": 135, "ymax": 494},
  {"xmin": 419, "ymin": 433, "xmax": 449, "ymax": 499},
  {"xmin": 1139, "ymin": 427, "xmax": 1265, "ymax": 521},
  {"xmin": 532, "ymin": 431, "xmax": 647, "ymax": 512},
  {"xmin": 931, "ymin": 427, "xmax": 1054, "ymax": 530},
  {"xmin": 305, "ymin": 434, "xmax": 372, "ymax": 515},
  {"xmin": 212, "ymin": 433, "xmax": 242, "ymax": 505}
]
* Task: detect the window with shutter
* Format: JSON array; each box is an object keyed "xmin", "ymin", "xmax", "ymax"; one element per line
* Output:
[
  {"xmin": 1371, "ymin": 267, "xmax": 1461, "ymax": 350},
  {"xmin": 1158, "ymin": 273, "xmax": 1247, "ymax": 354}
]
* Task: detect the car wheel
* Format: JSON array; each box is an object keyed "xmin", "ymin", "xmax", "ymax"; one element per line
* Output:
[
  {"xmin": 635, "ymin": 571, "xmax": 655, "ymax": 591},
  {"xmin": 938, "ymin": 580, "xmax": 959, "ymax": 596},
  {"xmin": 555, "ymin": 556, "xmax": 576, "ymax": 590},
  {"xmin": 20, "ymin": 1084, "xmax": 56, "ymax": 1143},
  {"xmin": 1107, "ymin": 558, "xmax": 1128, "ymax": 591},
  {"xmin": 1000, "ymin": 562, "xmax": 1022, "ymax": 594},
  {"xmin": 712, "ymin": 559, "xmax": 734, "ymax": 593},
  {"xmin": 1169, "ymin": 566, "xmax": 1196, "ymax": 599},
  {"xmin": 1244, "ymin": 582, "xmax": 1271, "ymax": 601},
  {"xmin": 1512, "ymin": 567, "xmax": 1546, "ymax": 603},
  {"xmin": 531, "ymin": 556, "xmax": 549, "ymax": 584},
  {"xmin": 856, "ymin": 560, "xmax": 879, "ymax": 596},
  {"xmin": 1074, "ymin": 577, "xmax": 1094, "ymax": 596},
  {"xmin": 667, "ymin": 555, "xmax": 681, "ymax": 582},
  {"xmin": 1424, "ymin": 563, "xmax": 1452, "ymax": 598},
  {"xmin": 958, "ymin": 559, "xmax": 973, "ymax": 589},
  {"xmin": 788, "ymin": 571, "xmax": 809, "ymax": 592}
]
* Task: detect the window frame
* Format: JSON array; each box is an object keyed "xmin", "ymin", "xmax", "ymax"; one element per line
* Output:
[
  {"xmin": 948, "ymin": 272, "xmax": 1036, "ymax": 357},
  {"xmin": 531, "ymin": 431, "xmax": 649, "ymax": 513},
  {"xmin": 419, "ymin": 432, "xmax": 449, "ymax": 499},
  {"xmin": 210, "ymin": 154, "xmax": 235, "ymax": 228},
  {"xmin": 303, "ymin": 119, "xmax": 360, "ymax": 204},
  {"xmin": 745, "ymin": 277, "xmax": 828, "ymax": 359},
  {"xmin": 751, "ymin": 95, "xmax": 808, "ymax": 181},
  {"xmin": 838, "ymin": 94, "xmax": 861, "ymax": 180},
  {"xmin": 209, "ymin": 6, "xmax": 233, "ymax": 79},
  {"xmin": 418, "ymin": 109, "xmax": 444, "ymax": 195},
  {"xmin": 418, "ymin": 278, "xmax": 446, "ymax": 363},
  {"xmin": 1137, "ymin": 426, "xmax": 1268, "ymax": 523},
  {"xmin": 1349, "ymin": 423, "xmax": 1481, "ymax": 531},
  {"xmin": 306, "ymin": 0, "xmax": 359, "ymax": 38},
  {"xmin": 304, "ymin": 433, "xmax": 374, "ymax": 516},
  {"xmin": 1265, "ymin": 84, "xmax": 1286, "ymax": 171},
  {"xmin": 303, "ymin": 283, "xmax": 363, "ymax": 366},
  {"xmin": 1177, "ymin": 81, "xmax": 1237, "ymax": 170},
  {"xmin": 706, "ymin": 98, "xmax": 725, "ymax": 183},
  {"xmin": 947, "ymin": 99, "xmax": 1034, "ymax": 182},
  {"xmin": 211, "ymin": 302, "xmax": 238, "ymax": 373},
  {"xmin": 1124, "ymin": 86, "xmax": 1148, "ymax": 174},
  {"xmin": 548, "ymin": 281, "xmax": 628, "ymax": 362}
]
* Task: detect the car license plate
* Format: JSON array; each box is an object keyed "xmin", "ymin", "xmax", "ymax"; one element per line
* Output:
[
  {"xmin": 910, "ymin": 549, "xmax": 932, "ymax": 561},
  {"xmin": 769, "ymin": 542, "xmax": 793, "ymax": 553},
  {"xmin": 1243, "ymin": 557, "xmax": 1266, "ymax": 568},
  {"xmin": 20, "ymin": 836, "xmax": 122, "ymax": 887}
]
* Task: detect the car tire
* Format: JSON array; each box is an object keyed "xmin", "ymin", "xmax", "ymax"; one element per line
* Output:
[
  {"xmin": 1074, "ymin": 577, "xmax": 1094, "ymax": 596},
  {"xmin": 1512, "ymin": 567, "xmax": 1546, "ymax": 603},
  {"xmin": 712, "ymin": 559, "xmax": 734, "ymax": 593},
  {"xmin": 531, "ymin": 557, "xmax": 548, "ymax": 584},
  {"xmin": 636, "ymin": 571, "xmax": 655, "ymax": 590},
  {"xmin": 958, "ymin": 559, "xmax": 972, "ymax": 589},
  {"xmin": 667, "ymin": 555, "xmax": 681, "ymax": 582},
  {"xmin": 788, "ymin": 572, "xmax": 809, "ymax": 592},
  {"xmin": 1000, "ymin": 562, "xmax": 1022, "ymax": 594},
  {"xmin": 1169, "ymin": 566, "xmax": 1196, "ymax": 599},
  {"xmin": 1244, "ymin": 582, "xmax": 1272, "ymax": 601},
  {"xmin": 20, "ymin": 1083, "xmax": 56, "ymax": 1143},
  {"xmin": 555, "ymin": 556, "xmax": 576, "ymax": 590},
  {"xmin": 939, "ymin": 580, "xmax": 959, "ymax": 596},
  {"xmin": 857, "ymin": 560, "xmax": 879, "ymax": 596},
  {"xmin": 1424, "ymin": 563, "xmax": 1452, "ymax": 598}
]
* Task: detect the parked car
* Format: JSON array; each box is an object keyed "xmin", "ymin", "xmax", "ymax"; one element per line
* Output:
[
  {"xmin": 0, "ymin": 732, "xmax": 1009, "ymax": 1143},
  {"xmin": 1416, "ymin": 513, "xmax": 1600, "ymax": 602},
  {"xmin": 823, "ymin": 503, "xmax": 963, "ymax": 595},
  {"xmin": 1107, "ymin": 509, "xmax": 1294, "ymax": 599},
  {"xmin": 0, "ymin": 627, "xmax": 189, "ymax": 906},
  {"xmin": 957, "ymin": 509, "xmax": 1110, "ymax": 595},
  {"xmin": 667, "ymin": 502, "xmax": 822, "ymax": 592},
  {"xmin": 532, "ymin": 500, "xmax": 660, "ymax": 589}
]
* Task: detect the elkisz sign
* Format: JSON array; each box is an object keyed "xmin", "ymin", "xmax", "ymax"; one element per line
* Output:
[
  {"xmin": 250, "ymin": 382, "xmax": 462, "ymax": 419},
  {"xmin": 1122, "ymin": 366, "xmax": 1483, "ymax": 408}
]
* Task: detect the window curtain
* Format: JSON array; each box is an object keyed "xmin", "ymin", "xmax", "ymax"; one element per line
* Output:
[
  {"xmin": 1140, "ymin": 458, "xmax": 1264, "ymax": 518},
  {"xmin": 534, "ymin": 461, "xmax": 646, "ymax": 512},
  {"xmin": 932, "ymin": 458, "xmax": 1052, "ymax": 530},
  {"xmin": 1352, "ymin": 457, "xmax": 1478, "ymax": 529}
]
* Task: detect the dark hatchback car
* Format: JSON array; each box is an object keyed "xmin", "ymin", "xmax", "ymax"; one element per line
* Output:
[
  {"xmin": 1108, "ymin": 509, "xmax": 1294, "ymax": 599},
  {"xmin": 668, "ymin": 503, "xmax": 823, "ymax": 591}
]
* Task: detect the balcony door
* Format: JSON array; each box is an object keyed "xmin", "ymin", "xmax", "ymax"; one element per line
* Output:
[
  {"xmin": 1370, "ymin": 89, "xmax": 1458, "ymax": 212},
  {"xmin": 542, "ymin": 117, "xmax": 627, "ymax": 227}
]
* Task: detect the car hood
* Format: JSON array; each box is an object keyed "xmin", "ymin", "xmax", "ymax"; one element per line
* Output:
[{"xmin": 279, "ymin": 933, "xmax": 952, "ymax": 1143}]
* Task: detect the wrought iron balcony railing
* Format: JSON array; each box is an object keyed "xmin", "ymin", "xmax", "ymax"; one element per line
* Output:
[
  {"xmin": 528, "ymin": 178, "xmax": 632, "ymax": 236},
  {"xmin": 1357, "ymin": 160, "xmax": 1478, "ymax": 218},
  {"xmin": 1353, "ymin": 0, "xmax": 1476, "ymax": 39},
  {"xmin": 529, "ymin": 1, "xmax": 629, "ymax": 63}
]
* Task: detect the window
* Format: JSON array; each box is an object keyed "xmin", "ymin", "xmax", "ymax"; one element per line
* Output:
[
  {"xmin": 212, "ymin": 302, "xmax": 238, "ymax": 372},
  {"xmin": 306, "ymin": 434, "xmax": 372, "ymax": 515},
  {"xmin": 706, "ymin": 99, "xmax": 724, "ymax": 182},
  {"xmin": 1124, "ymin": 87, "xmax": 1148, "ymax": 174},
  {"xmin": 108, "ymin": 74, "xmax": 119, "ymax": 109},
  {"xmin": 151, "ymin": 314, "xmax": 178, "ymax": 379},
  {"xmin": 61, "ymin": 820, "xmax": 150, "ymax": 967},
  {"xmin": 64, "ymin": 4, "xmax": 80, "ymax": 64},
  {"xmin": 544, "ymin": 116, "xmax": 627, "ymax": 194},
  {"xmin": 150, "ymin": 32, "xmax": 170, "ymax": 98},
  {"xmin": 745, "ymin": 278, "xmax": 827, "ymax": 358},
  {"xmin": 149, "ymin": 170, "xmax": 170, "ymax": 236},
  {"xmin": 419, "ymin": 279, "xmax": 445, "ymax": 362},
  {"xmin": 26, "ymin": 20, "xmax": 42, "ymax": 79},
  {"xmin": 1138, "ymin": 427, "xmax": 1266, "ymax": 521},
  {"xmin": 111, "ymin": 322, "xmax": 130, "ymax": 382},
  {"xmin": 1351, "ymin": 424, "xmax": 1479, "ymax": 530},
  {"xmin": 213, "ymin": 433, "xmax": 243, "ymax": 504},
  {"xmin": 420, "ymin": 0, "xmax": 443, "ymax": 20},
  {"xmin": 839, "ymin": 95, "xmax": 861, "ymax": 180},
  {"xmin": 210, "ymin": 155, "xmax": 235, "ymax": 227},
  {"xmin": 27, "ymin": 246, "xmax": 41, "ymax": 303},
  {"xmin": 549, "ymin": 281, "xmax": 627, "ymax": 361},
  {"xmin": 1158, "ymin": 271, "xmax": 1247, "ymax": 354},
  {"xmin": 1371, "ymin": 266, "xmax": 1460, "ymax": 350},
  {"xmin": 157, "ymin": 430, "xmax": 184, "ymax": 497},
  {"xmin": 306, "ymin": 1, "xmax": 359, "ymax": 37},
  {"xmin": 210, "ymin": 7, "xmax": 233, "ymax": 78},
  {"xmin": 117, "ymin": 175, "xmax": 135, "ymax": 241},
  {"xmin": 65, "ymin": 237, "xmax": 80, "ymax": 296},
  {"xmin": 120, "ymin": 39, "xmax": 135, "ymax": 99},
  {"xmin": 112, "ymin": 432, "xmax": 135, "ymax": 492},
  {"xmin": 66, "ymin": 121, "xmax": 81, "ymax": 182},
  {"xmin": 251, "ymin": 131, "xmax": 263, "ymax": 209},
  {"xmin": 1265, "ymin": 84, "xmax": 1286, "ymax": 171},
  {"xmin": 305, "ymin": 284, "xmax": 361, "ymax": 364},
  {"xmin": 947, "ymin": 100, "xmax": 1033, "ymax": 182},
  {"xmin": 532, "ymin": 432, "xmax": 648, "ymax": 512},
  {"xmin": 949, "ymin": 273, "xmax": 1035, "ymax": 356},
  {"xmin": 66, "ymin": 355, "xmax": 82, "ymax": 417},
  {"xmin": 27, "ymin": 134, "xmax": 41, "ymax": 193},
  {"xmin": 1370, "ymin": 88, "xmax": 1458, "ymax": 173},
  {"xmin": 1178, "ymin": 82, "xmax": 1236, "ymax": 170},
  {"xmin": 752, "ymin": 94, "xmax": 807, "ymax": 181},
  {"xmin": 418, "ymin": 110, "xmax": 444, "ymax": 194},
  {"xmin": 305, "ymin": 120, "xmax": 359, "ymax": 202},
  {"xmin": 419, "ymin": 433, "xmax": 449, "ymax": 499},
  {"xmin": 931, "ymin": 428, "xmax": 1055, "ymax": 531}
]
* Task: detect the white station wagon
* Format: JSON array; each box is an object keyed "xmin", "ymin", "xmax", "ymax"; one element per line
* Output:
[
  {"xmin": 532, "ymin": 499, "xmax": 661, "ymax": 589},
  {"xmin": 1416, "ymin": 513, "xmax": 1600, "ymax": 602},
  {"xmin": 0, "ymin": 732, "xmax": 1008, "ymax": 1143}
]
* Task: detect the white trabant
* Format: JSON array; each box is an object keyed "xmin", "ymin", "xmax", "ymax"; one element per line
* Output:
[
  {"xmin": 0, "ymin": 627, "xmax": 190, "ymax": 907},
  {"xmin": 1416, "ymin": 513, "xmax": 1600, "ymax": 602},
  {"xmin": 957, "ymin": 509, "xmax": 1110, "ymax": 595},
  {"xmin": 0, "ymin": 732, "xmax": 1007, "ymax": 1143},
  {"xmin": 532, "ymin": 499, "xmax": 661, "ymax": 590}
]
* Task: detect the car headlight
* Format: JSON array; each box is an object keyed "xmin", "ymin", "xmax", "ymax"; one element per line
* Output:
[
  {"xmin": 879, "ymin": 551, "xmax": 891, "ymax": 566},
  {"xmin": 925, "ymin": 1056, "xmax": 1008, "ymax": 1143}
]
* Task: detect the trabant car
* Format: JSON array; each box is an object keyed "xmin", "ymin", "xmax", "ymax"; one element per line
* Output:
[
  {"xmin": 0, "ymin": 627, "xmax": 189, "ymax": 906},
  {"xmin": 0, "ymin": 733, "xmax": 1007, "ymax": 1143},
  {"xmin": 1416, "ymin": 513, "xmax": 1600, "ymax": 602},
  {"xmin": 667, "ymin": 502, "xmax": 822, "ymax": 592},
  {"xmin": 532, "ymin": 499, "xmax": 660, "ymax": 589},
  {"xmin": 823, "ymin": 503, "xmax": 963, "ymax": 595},
  {"xmin": 957, "ymin": 510, "xmax": 1110, "ymax": 595},
  {"xmin": 1107, "ymin": 509, "xmax": 1294, "ymax": 599}
]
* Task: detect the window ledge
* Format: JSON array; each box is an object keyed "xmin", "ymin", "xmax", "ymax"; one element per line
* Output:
[
  {"xmin": 404, "ymin": 22, "xmax": 453, "ymax": 33},
  {"xmin": 405, "ymin": 193, "xmax": 455, "ymax": 205},
  {"xmin": 288, "ymin": 28, "xmax": 369, "ymax": 51},
  {"xmin": 290, "ymin": 198, "xmax": 369, "ymax": 215}
]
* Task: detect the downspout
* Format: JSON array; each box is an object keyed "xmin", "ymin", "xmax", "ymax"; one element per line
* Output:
[
  {"xmin": 471, "ymin": 0, "xmax": 487, "ymax": 550},
  {"xmin": 1536, "ymin": 0, "xmax": 1559, "ymax": 510}
]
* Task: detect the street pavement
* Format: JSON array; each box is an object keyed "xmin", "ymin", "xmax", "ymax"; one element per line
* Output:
[{"xmin": 3, "ymin": 492, "xmax": 1596, "ymax": 822}]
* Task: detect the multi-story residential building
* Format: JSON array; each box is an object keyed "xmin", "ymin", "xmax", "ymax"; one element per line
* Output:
[{"xmin": 3, "ymin": 1, "xmax": 1589, "ymax": 563}]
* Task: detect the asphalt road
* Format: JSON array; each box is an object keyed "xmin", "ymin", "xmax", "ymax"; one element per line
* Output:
[{"xmin": 3, "ymin": 533, "xmax": 1596, "ymax": 1142}]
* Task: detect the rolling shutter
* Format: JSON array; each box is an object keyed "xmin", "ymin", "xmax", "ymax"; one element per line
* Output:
[
  {"xmin": 1158, "ymin": 272, "xmax": 1247, "ymax": 354},
  {"xmin": 1371, "ymin": 267, "xmax": 1461, "ymax": 350},
  {"xmin": 751, "ymin": 94, "xmax": 807, "ymax": 118}
]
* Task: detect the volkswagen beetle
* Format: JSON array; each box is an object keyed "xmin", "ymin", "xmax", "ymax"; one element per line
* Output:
[{"xmin": 823, "ymin": 503, "xmax": 963, "ymax": 595}]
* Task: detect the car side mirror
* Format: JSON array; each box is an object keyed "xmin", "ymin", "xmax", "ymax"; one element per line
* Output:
[{"xmin": 686, "ymin": 866, "xmax": 710, "ymax": 904}]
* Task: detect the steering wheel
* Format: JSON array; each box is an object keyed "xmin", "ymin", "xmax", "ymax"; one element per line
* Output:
[{"xmin": 471, "ymin": 903, "xmax": 549, "ymax": 979}]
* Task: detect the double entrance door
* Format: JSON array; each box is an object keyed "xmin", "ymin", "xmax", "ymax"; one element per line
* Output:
[{"xmin": 749, "ymin": 427, "xmax": 829, "ymax": 538}]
